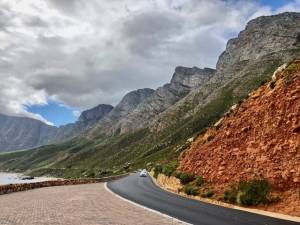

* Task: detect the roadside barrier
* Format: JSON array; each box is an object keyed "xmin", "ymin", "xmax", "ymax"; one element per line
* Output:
[{"xmin": 0, "ymin": 174, "xmax": 128, "ymax": 195}]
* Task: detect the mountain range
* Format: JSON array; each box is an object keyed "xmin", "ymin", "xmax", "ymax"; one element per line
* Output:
[
  {"xmin": 0, "ymin": 12, "xmax": 299, "ymax": 179},
  {"xmin": 0, "ymin": 65, "xmax": 215, "ymax": 152},
  {"xmin": 0, "ymin": 104, "xmax": 114, "ymax": 152}
]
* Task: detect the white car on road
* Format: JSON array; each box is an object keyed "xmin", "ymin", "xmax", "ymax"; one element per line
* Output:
[{"xmin": 139, "ymin": 169, "xmax": 147, "ymax": 177}]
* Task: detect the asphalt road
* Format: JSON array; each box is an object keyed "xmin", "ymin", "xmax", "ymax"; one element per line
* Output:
[{"xmin": 107, "ymin": 173, "xmax": 298, "ymax": 225}]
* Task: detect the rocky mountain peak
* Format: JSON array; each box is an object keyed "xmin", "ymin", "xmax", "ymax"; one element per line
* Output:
[
  {"xmin": 88, "ymin": 88, "xmax": 155, "ymax": 136},
  {"xmin": 113, "ymin": 66, "xmax": 216, "ymax": 134},
  {"xmin": 114, "ymin": 88, "xmax": 155, "ymax": 114},
  {"xmin": 171, "ymin": 66, "xmax": 216, "ymax": 88},
  {"xmin": 78, "ymin": 104, "xmax": 113, "ymax": 124},
  {"xmin": 216, "ymin": 12, "xmax": 300, "ymax": 73}
]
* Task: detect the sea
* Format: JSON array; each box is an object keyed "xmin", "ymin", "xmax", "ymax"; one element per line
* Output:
[{"xmin": 0, "ymin": 172, "xmax": 56, "ymax": 185}]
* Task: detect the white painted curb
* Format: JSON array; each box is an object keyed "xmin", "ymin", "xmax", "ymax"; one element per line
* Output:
[{"xmin": 104, "ymin": 182, "xmax": 191, "ymax": 225}]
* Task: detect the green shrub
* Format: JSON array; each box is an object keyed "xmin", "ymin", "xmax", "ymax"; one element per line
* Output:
[
  {"xmin": 195, "ymin": 176, "xmax": 205, "ymax": 186},
  {"xmin": 237, "ymin": 179, "xmax": 271, "ymax": 206},
  {"xmin": 206, "ymin": 189, "xmax": 214, "ymax": 198},
  {"xmin": 224, "ymin": 179, "xmax": 271, "ymax": 206},
  {"xmin": 162, "ymin": 161, "xmax": 178, "ymax": 177},
  {"xmin": 174, "ymin": 171, "xmax": 182, "ymax": 179},
  {"xmin": 84, "ymin": 170, "xmax": 95, "ymax": 178},
  {"xmin": 283, "ymin": 62, "xmax": 300, "ymax": 85},
  {"xmin": 153, "ymin": 165, "xmax": 163, "ymax": 178},
  {"xmin": 178, "ymin": 172, "xmax": 195, "ymax": 185},
  {"xmin": 183, "ymin": 184, "xmax": 199, "ymax": 196},
  {"xmin": 224, "ymin": 186, "xmax": 238, "ymax": 204},
  {"xmin": 201, "ymin": 189, "xmax": 214, "ymax": 198}
]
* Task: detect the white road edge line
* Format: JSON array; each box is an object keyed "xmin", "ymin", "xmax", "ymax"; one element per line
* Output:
[{"xmin": 104, "ymin": 182, "xmax": 192, "ymax": 225}]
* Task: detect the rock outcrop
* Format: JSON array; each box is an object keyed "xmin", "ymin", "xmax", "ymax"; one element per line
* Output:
[
  {"xmin": 150, "ymin": 12, "xmax": 300, "ymax": 132},
  {"xmin": 216, "ymin": 12, "xmax": 300, "ymax": 78},
  {"xmin": 90, "ymin": 88, "xmax": 155, "ymax": 135},
  {"xmin": 113, "ymin": 67, "xmax": 215, "ymax": 134},
  {"xmin": 180, "ymin": 60, "xmax": 300, "ymax": 216},
  {"xmin": 78, "ymin": 104, "xmax": 113, "ymax": 127}
]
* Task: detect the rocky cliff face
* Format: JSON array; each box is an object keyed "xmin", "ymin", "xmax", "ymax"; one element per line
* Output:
[
  {"xmin": 78, "ymin": 104, "xmax": 113, "ymax": 126},
  {"xmin": 0, "ymin": 104, "xmax": 114, "ymax": 152},
  {"xmin": 150, "ymin": 12, "xmax": 300, "ymax": 132},
  {"xmin": 90, "ymin": 88, "xmax": 155, "ymax": 135},
  {"xmin": 112, "ymin": 66, "xmax": 215, "ymax": 134},
  {"xmin": 180, "ymin": 60, "xmax": 300, "ymax": 216},
  {"xmin": 216, "ymin": 12, "xmax": 300, "ymax": 77},
  {"xmin": 171, "ymin": 67, "xmax": 216, "ymax": 87}
]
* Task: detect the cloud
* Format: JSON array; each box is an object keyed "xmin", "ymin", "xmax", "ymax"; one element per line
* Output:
[
  {"xmin": 23, "ymin": 15, "xmax": 49, "ymax": 27},
  {"xmin": 0, "ymin": 0, "xmax": 295, "ymax": 124},
  {"xmin": 0, "ymin": 76, "xmax": 53, "ymax": 125},
  {"xmin": 276, "ymin": 0, "xmax": 300, "ymax": 12}
]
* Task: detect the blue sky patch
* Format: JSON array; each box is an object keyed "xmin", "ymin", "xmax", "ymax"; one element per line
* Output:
[
  {"xmin": 27, "ymin": 101, "xmax": 79, "ymax": 127},
  {"xmin": 260, "ymin": 0, "xmax": 292, "ymax": 10}
]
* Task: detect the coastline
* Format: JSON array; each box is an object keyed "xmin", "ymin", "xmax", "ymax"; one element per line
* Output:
[{"xmin": 0, "ymin": 171, "xmax": 59, "ymax": 186}]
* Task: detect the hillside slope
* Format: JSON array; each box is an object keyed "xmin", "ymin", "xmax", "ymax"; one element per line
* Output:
[
  {"xmin": 88, "ymin": 88, "xmax": 155, "ymax": 137},
  {"xmin": 89, "ymin": 67, "xmax": 215, "ymax": 136},
  {"xmin": 112, "ymin": 67, "xmax": 216, "ymax": 134},
  {"xmin": 180, "ymin": 60, "xmax": 300, "ymax": 216},
  {"xmin": 0, "ymin": 114, "xmax": 57, "ymax": 152}
]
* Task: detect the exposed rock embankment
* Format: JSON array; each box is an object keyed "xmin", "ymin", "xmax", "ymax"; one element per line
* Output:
[{"xmin": 180, "ymin": 60, "xmax": 300, "ymax": 216}]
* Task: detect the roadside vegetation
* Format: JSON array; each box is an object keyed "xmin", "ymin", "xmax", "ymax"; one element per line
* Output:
[
  {"xmin": 152, "ymin": 162, "xmax": 275, "ymax": 207},
  {"xmin": 153, "ymin": 162, "xmax": 216, "ymax": 198},
  {"xmin": 224, "ymin": 179, "xmax": 272, "ymax": 206}
]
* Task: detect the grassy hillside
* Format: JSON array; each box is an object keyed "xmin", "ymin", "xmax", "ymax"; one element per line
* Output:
[{"xmin": 0, "ymin": 52, "xmax": 293, "ymax": 178}]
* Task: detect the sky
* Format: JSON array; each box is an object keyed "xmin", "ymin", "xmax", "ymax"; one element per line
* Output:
[{"xmin": 0, "ymin": 0, "xmax": 299, "ymax": 126}]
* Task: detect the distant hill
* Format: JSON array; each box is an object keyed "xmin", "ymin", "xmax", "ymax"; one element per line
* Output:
[
  {"xmin": 0, "ymin": 114, "xmax": 57, "ymax": 152},
  {"xmin": 0, "ymin": 104, "xmax": 113, "ymax": 152}
]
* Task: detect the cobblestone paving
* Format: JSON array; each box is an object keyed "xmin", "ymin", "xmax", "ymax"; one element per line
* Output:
[{"xmin": 0, "ymin": 183, "xmax": 184, "ymax": 225}]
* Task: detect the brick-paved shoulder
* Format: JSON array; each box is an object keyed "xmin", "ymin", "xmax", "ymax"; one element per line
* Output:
[{"xmin": 0, "ymin": 183, "xmax": 184, "ymax": 225}]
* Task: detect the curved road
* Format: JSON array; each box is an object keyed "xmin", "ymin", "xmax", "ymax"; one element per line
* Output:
[{"xmin": 107, "ymin": 173, "xmax": 298, "ymax": 225}]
